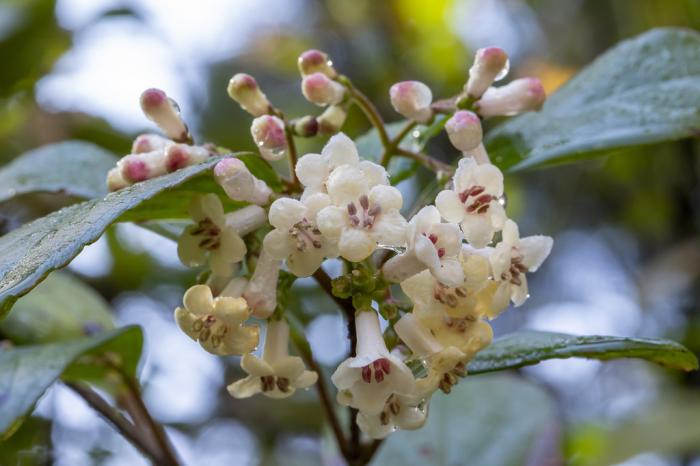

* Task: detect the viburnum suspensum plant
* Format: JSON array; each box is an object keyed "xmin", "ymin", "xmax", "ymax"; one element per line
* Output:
[{"xmin": 1, "ymin": 27, "xmax": 699, "ymax": 466}]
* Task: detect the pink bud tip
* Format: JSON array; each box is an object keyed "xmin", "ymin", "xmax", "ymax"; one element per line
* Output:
[
  {"xmin": 300, "ymin": 49, "xmax": 326, "ymax": 67},
  {"xmin": 298, "ymin": 49, "xmax": 334, "ymax": 77},
  {"xmin": 124, "ymin": 159, "xmax": 149, "ymax": 182},
  {"xmin": 214, "ymin": 158, "xmax": 246, "ymax": 178},
  {"xmin": 445, "ymin": 110, "xmax": 482, "ymax": 151},
  {"xmin": 301, "ymin": 73, "xmax": 344, "ymax": 106},
  {"xmin": 140, "ymin": 88, "xmax": 167, "ymax": 109},
  {"xmin": 164, "ymin": 145, "xmax": 189, "ymax": 171},
  {"xmin": 389, "ymin": 80, "xmax": 432, "ymax": 123}
]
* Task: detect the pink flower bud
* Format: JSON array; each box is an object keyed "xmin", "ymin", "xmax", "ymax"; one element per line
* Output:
[
  {"xmin": 317, "ymin": 104, "xmax": 347, "ymax": 135},
  {"xmin": 301, "ymin": 72, "xmax": 345, "ymax": 106},
  {"xmin": 118, "ymin": 150, "xmax": 167, "ymax": 183},
  {"xmin": 139, "ymin": 88, "xmax": 191, "ymax": 143},
  {"xmin": 106, "ymin": 167, "xmax": 130, "ymax": 191},
  {"xmin": 227, "ymin": 73, "xmax": 271, "ymax": 117},
  {"xmin": 293, "ymin": 115, "xmax": 319, "ymax": 137},
  {"xmin": 164, "ymin": 144, "xmax": 211, "ymax": 172},
  {"xmin": 298, "ymin": 49, "xmax": 336, "ymax": 77},
  {"xmin": 476, "ymin": 77, "xmax": 545, "ymax": 117},
  {"xmin": 465, "ymin": 47, "xmax": 509, "ymax": 99},
  {"xmin": 389, "ymin": 81, "xmax": 433, "ymax": 123},
  {"xmin": 445, "ymin": 110, "xmax": 483, "ymax": 152},
  {"xmin": 250, "ymin": 115, "xmax": 288, "ymax": 161},
  {"xmin": 214, "ymin": 158, "xmax": 272, "ymax": 205},
  {"xmin": 131, "ymin": 133, "xmax": 170, "ymax": 154}
]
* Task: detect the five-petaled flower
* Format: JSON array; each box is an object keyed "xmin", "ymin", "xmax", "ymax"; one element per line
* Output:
[
  {"xmin": 174, "ymin": 284, "xmax": 259, "ymax": 356},
  {"xmin": 228, "ymin": 319, "xmax": 318, "ymax": 399},
  {"xmin": 436, "ymin": 157, "xmax": 506, "ymax": 248}
]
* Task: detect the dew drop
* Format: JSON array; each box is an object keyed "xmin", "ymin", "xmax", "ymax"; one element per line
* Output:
[
  {"xmin": 498, "ymin": 193, "xmax": 507, "ymax": 208},
  {"xmin": 411, "ymin": 130, "xmax": 421, "ymax": 139},
  {"xmin": 495, "ymin": 59, "xmax": 510, "ymax": 82},
  {"xmin": 378, "ymin": 244, "xmax": 407, "ymax": 254}
]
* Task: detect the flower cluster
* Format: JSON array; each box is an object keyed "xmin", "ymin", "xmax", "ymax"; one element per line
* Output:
[{"xmin": 107, "ymin": 46, "xmax": 552, "ymax": 444}]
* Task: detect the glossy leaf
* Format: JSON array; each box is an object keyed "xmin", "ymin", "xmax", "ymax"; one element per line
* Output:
[
  {"xmin": 371, "ymin": 374, "xmax": 559, "ymax": 466},
  {"xmin": 0, "ymin": 141, "xmax": 118, "ymax": 203},
  {"xmin": 0, "ymin": 156, "xmax": 243, "ymax": 317},
  {"xmin": 485, "ymin": 28, "xmax": 700, "ymax": 171},
  {"xmin": 0, "ymin": 326, "xmax": 143, "ymax": 439},
  {"xmin": 0, "ymin": 271, "xmax": 114, "ymax": 344},
  {"xmin": 468, "ymin": 330, "xmax": 698, "ymax": 374}
]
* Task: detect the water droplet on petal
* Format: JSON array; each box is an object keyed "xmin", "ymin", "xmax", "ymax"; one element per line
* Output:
[
  {"xmin": 412, "ymin": 130, "xmax": 421, "ymax": 139},
  {"xmin": 495, "ymin": 59, "xmax": 510, "ymax": 81},
  {"xmin": 378, "ymin": 244, "xmax": 407, "ymax": 254},
  {"xmin": 498, "ymin": 193, "xmax": 507, "ymax": 208}
]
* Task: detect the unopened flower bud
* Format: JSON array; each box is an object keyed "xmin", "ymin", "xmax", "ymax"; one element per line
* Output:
[
  {"xmin": 107, "ymin": 167, "xmax": 130, "ymax": 191},
  {"xmin": 445, "ymin": 110, "xmax": 483, "ymax": 152},
  {"xmin": 213, "ymin": 158, "xmax": 272, "ymax": 205},
  {"xmin": 389, "ymin": 81, "xmax": 433, "ymax": 123},
  {"xmin": 476, "ymin": 77, "xmax": 545, "ymax": 117},
  {"xmin": 164, "ymin": 144, "xmax": 211, "ymax": 172},
  {"xmin": 243, "ymin": 250, "xmax": 281, "ymax": 319},
  {"xmin": 225, "ymin": 205, "xmax": 267, "ymax": 236},
  {"xmin": 465, "ymin": 47, "xmax": 509, "ymax": 99},
  {"xmin": 301, "ymin": 72, "xmax": 346, "ymax": 106},
  {"xmin": 131, "ymin": 133, "xmax": 170, "ymax": 154},
  {"xmin": 292, "ymin": 115, "xmax": 319, "ymax": 137},
  {"xmin": 227, "ymin": 73, "xmax": 271, "ymax": 117},
  {"xmin": 118, "ymin": 150, "xmax": 167, "ymax": 183},
  {"xmin": 139, "ymin": 88, "xmax": 191, "ymax": 143},
  {"xmin": 250, "ymin": 115, "xmax": 288, "ymax": 161},
  {"xmin": 298, "ymin": 49, "xmax": 336, "ymax": 77},
  {"xmin": 317, "ymin": 104, "xmax": 347, "ymax": 135}
]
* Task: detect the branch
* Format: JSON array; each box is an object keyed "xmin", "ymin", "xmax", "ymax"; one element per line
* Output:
[
  {"xmin": 343, "ymin": 80, "xmax": 391, "ymax": 150},
  {"xmin": 395, "ymin": 147, "xmax": 454, "ymax": 176},
  {"xmin": 312, "ymin": 268, "xmax": 354, "ymax": 320},
  {"xmin": 379, "ymin": 120, "xmax": 417, "ymax": 167},
  {"xmin": 67, "ymin": 382, "xmax": 171, "ymax": 465}
]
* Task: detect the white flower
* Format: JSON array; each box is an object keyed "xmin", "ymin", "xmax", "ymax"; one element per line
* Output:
[
  {"xmin": 356, "ymin": 394, "xmax": 428, "ymax": 439},
  {"xmin": 227, "ymin": 319, "xmax": 317, "ymax": 399},
  {"xmin": 389, "ymin": 81, "xmax": 433, "ymax": 123},
  {"xmin": 295, "ymin": 132, "xmax": 386, "ymax": 198},
  {"xmin": 177, "ymin": 194, "xmax": 248, "ymax": 277},
  {"xmin": 263, "ymin": 193, "xmax": 338, "ymax": 277},
  {"xmin": 213, "ymin": 158, "xmax": 272, "ymax": 206},
  {"xmin": 382, "ymin": 205, "xmax": 463, "ymax": 287},
  {"xmin": 243, "ymin": 250, "xmax": 282, "ymax": 319},
  {"xmin": 444, "ymin": 110, "xmax": 482, "ymax": 152},
  {"xmin": 316, "ymin": 163, "xmax": 407, "ymax": 262},
  {"xmin": 251, "ymin": 115, "xmax": 288, "ymax": 162},
  {"xmin": 476, "ymin": 77, "xmax": 545, "ymax": 117},
  {"xmin": 464, "ymin": 47, "xmax": 509, "ymax": 99},
  {"xmin": 174, "ymin": 284, "xmax": 259, "ymax": 355},
  {"xmin": 331, "ymin": 311, "xmax": 416, "ymax": 415},
  {"xmin": 139, "ymin": 88, "xmax": 190, "ymax": 143},
  {"xmin": 435, "ymin": 157, "xmax": 506, "ymax": 248},
  {"xmin": 489, "ymin": 219, "xmax": 553, "ymax": 314}
]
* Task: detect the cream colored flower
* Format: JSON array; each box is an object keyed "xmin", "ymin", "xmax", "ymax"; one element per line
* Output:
[
  {"xmin": 331, "ymin": 311, "xmax": 415, "ymax": 415},
  {"xmin": 174, "ymin": 284, "xmax": 259, "ymax": 356},
  {"xmin": 435, "ymin": 157, "xmax": 506, "ymax": 248},
  {"xmin": 263, "ymin": 193, "xmax": 338, "ymax": 277},
  {"xmin": 227, "ymin": 319, "xmax": 317, "ymax": 399}
]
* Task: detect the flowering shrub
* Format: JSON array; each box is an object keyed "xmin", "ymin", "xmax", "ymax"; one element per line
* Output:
[{"xmin": 1, "ymin": 28, "xmax": 699, "ymax": 466}]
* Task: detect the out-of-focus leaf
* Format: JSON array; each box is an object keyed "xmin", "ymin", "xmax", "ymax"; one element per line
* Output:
[
  {"xmin": 0, "ymin": 326, "xmax": 142, "ymax": 439},
  {"xmin": 0, "ymin": 416, "xmax": 52, "ymax": 465},
  {"xmin": 0, "ymin": 141, "xmax": 118, "ymax": 203},
  {"xmin": 371, "ymin": 374, "xmax": 559, "ymax": 466},
  {"xmin": 0, "ymin": 156, "xmax": 246, "ymax": 317},
  {"xmin": 468, "ymin": 330, "xmax": 698, "ymax": 374},
  {"xmin": 0, "ymin": 271, "xmax": 114, "ymax": 344},
  {"xmin": 485, "ymin": 28, "xmax": 700, "ymax": 171},
  {"xmin": 570, "ymin": 394, "xmax": 700, "ymax": 466}
]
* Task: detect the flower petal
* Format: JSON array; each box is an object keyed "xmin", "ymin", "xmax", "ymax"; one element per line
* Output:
[
  {"xmin": 370, "ymin": 210, "xmax": 408, "ymax": 247},
  {"xmin": 435, "ymin": 190, "xmax": 465, "ymax": 223},
  {"xmin": 269, "ymin": 198, "xmax": 306, "ymax": 230},
  {"xmin": 476, "ymin": 163, "xmax": 504, "ymax": 197},
  {"xmin": 287, "ymin": 248, "xmax": 326, "ymax": 277},
  {"xmin": 326, "ymin": 165, "xmax": 368, "ymax": 206},
  {"xmin": 219, "ymin": 228, "xmax": 247, "ymax": 263},
  {"xmin": 272, "ymin": 356, "xmax": 306, "ymax": 379},
  {"xmin": 262, "ymin": 229, "xmax": 293, "ymax": 260},
  {"xmin": 199, "ymin": 193, "xmax": 226, "ymax": 226},
  {"xmin": 433, "ymin": 258, "xmax": 464, "ymax": 288},
  {"xmin": 295, "ymin": 153, "xmax": 328, "ymax": 188},
  {"xmin": 339, "ymin": 228, "xmax": 376, "ymax": 262},
  {"xmin": 227, "ymin": 377, "xmax": 262, "ymax": 399},
  {"xmin": 368, "ymin": 184, "xmax": 403, "ymax": 211},
  {"xmin": 461, "ymin": 214, "xmax": 495, "ymax": 249},
  {"xmin": 295, "ymin": 370, "xmax": 318, "ymax": 389},
  {"xmin": 302, "ymin": 192, "xmax": 331, "ymax": 221},
  {"xmin": 183, "ymin": 284, "xmax": 214, "ymax": 315},
  {"xmin": 519, "ymin": 235, "xmax": 553, "ymax": 271},
  {"xmin": 400, "ymin": 270, "xmax": 435, "ymax": 308},
  {"xmin": 316, "ymin": 206, "xmax": 348, "ymax": 239},
  {"xmin": 177, "ymin": 227, "xmax": 208, "ymax": 267},
  {"xmin": 331, "ymin": 358, "xmax": 359, "ymax": 389},
  {"xmin": 358, "ymin": 160, "xmax": 389, "ymax": 187},
  {"xmin": 501, "ymin": 219, "xmax": 520, "ymax": 245},
  {"xmin": 241, "ymin": 353, "xmax": 274, "ymax": 377},
  {"xmin": 322, "ymin": 132, "xmax": 359, "ymax": 169},
  {"xmin": 511, "ymin": 275, "xmax": 529, "ymax": 306},
  {"xmin": 431, "ymin": 222, "xmax": 462, "ymax": 257},
  {"xmin": 414, "ymin": 234, "xmax": 440, "ymax": 271}
]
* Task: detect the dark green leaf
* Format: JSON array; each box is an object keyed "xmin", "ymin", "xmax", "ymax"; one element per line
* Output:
[
  {"xmin": 0, "ymin": 326, "xmax": 143, "ymax": 439},
  {"xmin": 0, "ymin": 271, "xmax": 114, "ymax": 344},
  {"xmin": 0, "ymin": 141, "xmax": 118, "ymax": 203},
  {"xmin": 0, "ymin": 156, "xmax": 244, "ymax": 317},
  {"xmin": 468, "ymin": 330, "xmax": 698, "ymax": 374},
  {"xmin": 371, "ymin": 374, "xmax": 558, "ymax": 466},
  {"xmin": 237, "ymin": 153, "xmax": 283, "ymax": 192},
  {"xmin": 485, "ymin": 28, "xmax": 700, "ymax": 171}
]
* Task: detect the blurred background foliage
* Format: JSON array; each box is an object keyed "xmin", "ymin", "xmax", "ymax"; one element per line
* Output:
[{"xmin": 1, "ymin": 0, "xmax": 700, "ymax": 465}]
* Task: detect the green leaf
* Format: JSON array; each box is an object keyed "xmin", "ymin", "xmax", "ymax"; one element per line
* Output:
[
  {"xmin": 485, "ymin": 28, "xmax": 700, "ymax": 171},
  {"xmin": 237, "ymin": 153, "xmax": 283, "ymax": 192},
  {"xmin": 0, "ymin": 326, "xmax": 143, "ymax": 439},
  {"xmin": 0, "ymin": 141, "xmax": 118, "ymax": 203},
  {"xmin": 468, "ymin": 330, "xmax": 698, "ymax": 374},
  {"xmin": 371, "ymin": 374, "xmax": 558, "ymax": 466},
  {"xmin": 0, "ymin": 271, "xmax": 114, "ymax": 344},
  {"xmin": 0, "ymin": 156, "xmax": 243, "ymax": 317}
]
